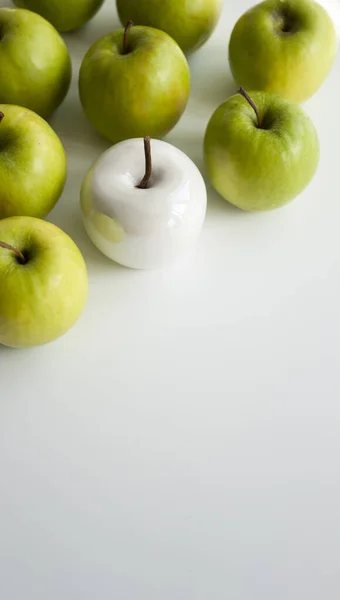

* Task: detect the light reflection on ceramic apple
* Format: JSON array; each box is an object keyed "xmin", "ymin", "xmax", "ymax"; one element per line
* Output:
[{"xmin": 91, "ymin": 212, "xmax": 125, "ymax": 244}]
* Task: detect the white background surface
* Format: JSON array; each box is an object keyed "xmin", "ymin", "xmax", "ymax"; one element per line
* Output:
[{"xmin": 1, "ymin": 1, "xmax": 340, "ymax": 598}]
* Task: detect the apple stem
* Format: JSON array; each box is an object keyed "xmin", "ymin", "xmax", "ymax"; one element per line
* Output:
[
  {"xmin": 123, "ymin": 20, "xmax": 134, "ymax": 54},
  {"xmin": 0, "ymin": 241, "xmax": 26, "ymax": 264},
  {"xmin": 0, "ymin": 112, "xmax": 4, "ymax": 124},
  {"xmin": 137, "ymin": 136, "xmax": 152, "ymax": 189},
  {"xmin": 238, "ymin": 87, "xmax": 262, "ymax": 128}
]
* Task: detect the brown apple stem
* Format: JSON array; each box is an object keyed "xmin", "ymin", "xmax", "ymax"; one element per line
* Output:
[
  {"xmin": 238, "ymin": 87, "xmax": 262, "ymax": 128},
  {"xmin": 137, "ymin": 136, "xmax": 152, "ymax": 189},
  {"xmin": 0, "ymin": 112, "xmax": 4, "ymax": 124},
  {"xmin": 0, "ymin": 241, "xmax": 26, "ymax": 264},
  {"xmin": 123, "ymin": 20, "xmax": 134, "ymax": 54}
]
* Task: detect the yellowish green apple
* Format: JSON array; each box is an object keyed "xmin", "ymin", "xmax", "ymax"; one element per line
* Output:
[
  {"xmin": 78, "ymin": 22, "xmax": 190, "ymax": 144},
  {"xmin": 204, "ymin": 89, "xmax": 320, "ymax": 211},
  {"xmin": 0, "ymin": 217, "xmax": 88, "ymax": 348},
  {"xmin": 116, "ymin": 0, "xmax": 223, "ymax": 54},
  {"xmin": 229, "ymin": 0, "xmax": 337, "ymax": 103},
  {"xmin": 0, "ymin": 8, "xmax": 71, "ymax": 118},
  {"xmin": 13, "ymin": 0, "xmax": 105, "ymax": 32},
  {"xmin": 0, "ymin": 105, "xmax": 67, "ymax": 220}
]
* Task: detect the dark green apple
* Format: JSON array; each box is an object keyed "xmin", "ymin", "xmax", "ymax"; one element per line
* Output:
[
  {"xmin": 78, "ymin": 22, "xmax": 190, "ymax": 144},
  {"xmin": 0, "ymin": 8, "xmax": 71, "ymax": 118},
  {"xmin": 13, "ymin": 0, "xmax": 105, "ymax": 32},
  {"xmin": 229, "ymin": 0, "xmax": 337, "ymax": 103},
  {"xmin": 116, "ymin": 0, "xmax": 223, "ymax": 54},
  {"xmin": 204, "ymin": 89, "xmax": 320, "ymax": 211}
]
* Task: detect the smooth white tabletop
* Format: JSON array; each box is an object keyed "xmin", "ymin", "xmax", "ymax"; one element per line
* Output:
[{"xmin": 1, "ymin": 1, "xmax": 340, "ymax": 598}]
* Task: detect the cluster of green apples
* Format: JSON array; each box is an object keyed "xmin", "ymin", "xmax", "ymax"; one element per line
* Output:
[
  {"xmin": 206, "ymin": 0, "xmax": 337, "ymax": 210},
  {"xmin": 0, "ymin": 0, "xmax": 337, "ymax": 348}
]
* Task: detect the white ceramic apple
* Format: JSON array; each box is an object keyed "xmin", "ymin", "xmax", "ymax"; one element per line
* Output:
[{"xmin": 80, "ymin": 137, "xmax": 207, "ymax": 269}]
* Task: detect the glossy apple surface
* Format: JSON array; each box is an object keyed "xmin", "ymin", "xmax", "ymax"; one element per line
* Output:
[
  {"xmin": 116, "ymin": 0, "xmax": 223, "ymax": 54},
  {"xmin": 229, "ymin": 0, "xmax": 337, "ymax": 103},
  {"xmin": 78, "ymin": 24, "xmax": 190, "ymax": 144},
  {"xmin": 80, "ymin": 138, "xmax": 207, "ymax": 269},
  {"xmin": 13, "ymin": 0, "xmax": 105, "ymax": 32},
  {"xmin": 0, "ymin": 105, "xmax": 67, "ymax": 220},
  {"xmin": 0, "ymin": 8, "xmax": 71, "ymax": 118},
  {"xmin": 204, "ymin": 90, "xmax": 320, "ymax": 211},
  {"xmin": 0, "ymin": 217, "xmax": 88, "ymax": 348}
]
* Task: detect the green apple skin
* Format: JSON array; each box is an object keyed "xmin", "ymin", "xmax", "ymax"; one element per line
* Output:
[
  {"xmin": 0, "ymin": 217, "xmax": 88, "ymax": 348},
  {"xmin": 204, "ymin": 91, "xmax": 320, "ymax": 211},
  {"xmin": 0, "ymin": 8, "xmax": 72, "ymax": 118},
  {"xmin": 13, "ymin": 0, "xmax": 104, "ymax": 32},
  {"xmin": 229, "ymin": 0, "xmax": 337, "ymax": 103},
  {"xmin": 116, "ymin": 0, "xmax": 223, "ymax": 54},
  {"xmin": 0, "ymin": 105, "xmax": 67, "ymax": 220},
  {"xmin": 78, "ymin": 26, "xmax": 190, "ymax": 144}
]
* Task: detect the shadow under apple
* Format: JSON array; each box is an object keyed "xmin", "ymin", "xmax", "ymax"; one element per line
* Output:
[
  {"xmin": 49, "ymin": 83, "xmax": 110, "ymax": 158},
  {"xmin": 62, "ymin": 6, "xmax": 120, "ymax": 51},
  {"xmin": 187, "ymin": 42, "xmax": 237, "ymax": 116}
]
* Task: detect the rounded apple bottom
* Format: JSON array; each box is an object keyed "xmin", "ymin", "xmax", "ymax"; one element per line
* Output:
[{"xmin": 82, "ymin": 214, "xmax": 203, "ymax": 270}]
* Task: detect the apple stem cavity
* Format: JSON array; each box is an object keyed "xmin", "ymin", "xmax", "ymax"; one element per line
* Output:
[
  {"xmin": 137, "ymin": 136, "xmax": 152, "ymax": 190},
  {"xmin": 238, "ymin": 87, "xmax": 262, "ymax": 129},
  {"xmin": 123, "ymin": 20, "xmax": 134, "ymax": 54},
  {"xmin": 0, "ymin": 241, "xmax": 27, "ymax": 264},
  {"xmin": 0, "ymin": 112, "xmax": 4, "ymax": 124}
]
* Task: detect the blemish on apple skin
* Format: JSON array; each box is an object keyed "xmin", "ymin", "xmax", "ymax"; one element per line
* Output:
[{"xmin": 91, "ymin": 211, "xmax": 125, "ymax": 243}]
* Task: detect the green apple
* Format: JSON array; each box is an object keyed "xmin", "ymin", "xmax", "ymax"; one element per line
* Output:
[
  {"xmin": 78, "ymin": 22, "xmax": 190, "ymax": 144},
  {"xmin": 116, "ymin": 0, "xmax": 223, "ymax": 54},
  {"xmin": 13, "ymin": 0, "xmax": 105, "ymax": 32},
  {"xmin": 0, "ymin": 217, "xmax": 88, "ymax": 348},
  {"xmin": 0, "ymin": 8, "xmax": 71, "ymax": 118},
  {"xmin": 0, "ymin": 105, "xmax": 67, "ymax": 220},
  {"xmin": 204, "ymin": 89, "xmax": 320, "ymax": 211},
  {"xmin": 229, "ymin": 0, "xmax": 337, "ymax": 103}
]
